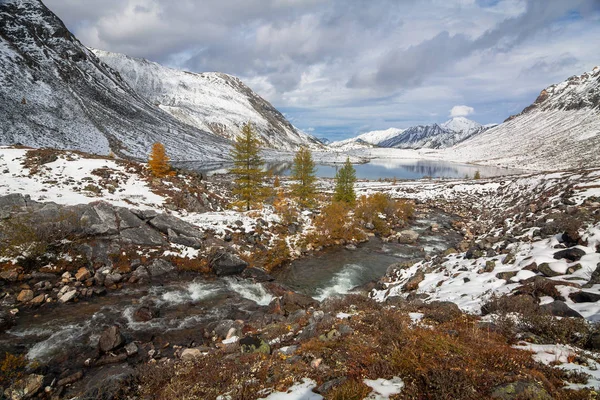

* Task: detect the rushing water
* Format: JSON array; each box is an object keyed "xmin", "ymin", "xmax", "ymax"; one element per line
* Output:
[
  {"xmin": 272, "ymin": 210, "xmax": 462, "ymax": 299},
  {"xmin": 0, "ymin": 210, "xmax": 460, "ymax": 389},
  {"xmin": 177, "ymin": 158, "xmax": 521, "ymax": 180}
]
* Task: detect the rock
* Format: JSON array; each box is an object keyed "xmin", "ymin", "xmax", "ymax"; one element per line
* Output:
[
  {"xmin": 553, "ymin": 248, "xmax": 586, "ymax": 262},
  {"xmin": 241, "ymin": 267, "xmax": 274, "ymax": 282},
  {"xmin": 586, "ymin": 332, "xmax": 600, "ymax": 351},
  {"xmin": 502, "ymin": 252, "xmax": 516, "ymax": 264},
  {"xmin": 30, "ymin": 294, "xmax": 45, "ymax": 305},
  {"xmin": 315, "ymin": 377, "xmax": 347, "ymax": 395},
  {"xmin": 125, "ymin": 342, "xmax": 139, "ymax": 356},
  {"xmin": 482, "ymin": 260, "xmax": 495, "ymax": 273},
  {"xmin": 133, "ymin": 306, "xmax": 157, "ymax": 322},
  {"xmin": 104, "ymin": 273, "xmax": 123, "ymax": 288},
  {"xmin": 58, "ymin": 289, "xmax": 77, "ymax": 303},
  {"xmin": 57, "ymin": 371, "xmax": 83, "ymax": 387},
  {"xmin": 281, "ymin": 291, "xmax": 319, "ymax": 314},
  {"xmin": 148, "ymin": 214, "xmax": 205, "ymax": 239},
  {"xmin": 130, "ymin": 266, "xmax": 150, "ymax": 283},
  {"xmin": 561, "ymin": 230, "xmax": 581, "ymax": 247},
  {"xmin": 537, "ymin": 263, "xmax": 562, "ymax": 277},
  {"xmin": 338, "ymin": 324, "xmax": 354, "ymax": 336},
  {"xmin": 569, "ymin": 291, "xmax": 600, "ymax": 303},
  {"xmin": 364, "ymin": 222, "xmax": 375, "ymax": 230},
  {"xmin": 540, "ymin": 300, "xmax": 583, "ymax": 318},
  {"xmin": 0, "ymin": 269, "xmax": 19, "ymax": 282},
  {"xmin": 180, "ymin": 348, "xmax": 204, "ymax": 360},
  {"xmin": 490, "ymin": 381, "xmax": 551, "ymax": 400},
  {"xmin": 167, "ymin": 228, "xmax": 202, "ymax": 249},
  {"xmin": 398, "ymin": 230, "xmax": 419, "ymax": 244},
  {"xmin": 0, "ymin": 310, "xmax": 16, "ymax": 332},
  {"xmin": 120, "ymin": 226, "xmax": 166, "ymax": 246},
  {"xmin": 496, "ymin": 271, "xmax": 518, "ymax": 281},
  {"xmin": 403, "ymin": 270, "xmax": 425, "ymax": 292},
  {"xmin": 239, "ymin": 335, "xmax": 270, "ymax": 354},
  {"xmin": 147, "ymin": 259, "xmax": 175, "ymax": 277},
  {"xmin": 17, "ymin": 290, "xmax": 34, "ymax": 303},
  {"xmin": 0, "ymin": 193, "xmax": 28, "ymax": 209},
  {"xmin": 4, "ymin": 374, "xmax": 44, "ymax": 400},
  {"xmin": 75, "ymin": 267, "xmax": 91, "ymax": 282},
  {"xmin": 567, "ymin": 263, "xmax": 583, "ymax": 274},
  {"xmin": 275, "ymin": 345, "xmax": 298, "ymax": 356},
  {"xmin": 209, "ymin": 248, "xmax": 248, "ymax": 276},
  {"xmin": 465, "ymin": 247, "xmax": 485, "ymax": 260},
  {"xmin": 98, "ymin": 325, "xmax": 125, "ymax": 353}
]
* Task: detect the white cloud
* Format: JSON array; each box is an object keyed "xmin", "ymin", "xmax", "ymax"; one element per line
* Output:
[{"xmin": 450, "ymin": 105, "xmax": 475, "ymax": 117}]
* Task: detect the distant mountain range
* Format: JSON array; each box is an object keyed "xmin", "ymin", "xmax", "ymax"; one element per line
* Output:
[
  {"xmin": 0, "ymin": 0, "xmax": 319, "ymax": 161},
  {"xmin": 330, "ymin": 117, "xmax": 490, "ymax": 150}
]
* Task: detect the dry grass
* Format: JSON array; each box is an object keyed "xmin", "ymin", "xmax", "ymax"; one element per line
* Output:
[{"xmin": 132, "ymin": 298, "xmax": 591, "ymax": 400}]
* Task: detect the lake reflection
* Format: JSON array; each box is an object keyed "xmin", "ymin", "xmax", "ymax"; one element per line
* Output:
[{"xmin": 177, "ymin": 158, "xmax": 522, "ymax": 180}]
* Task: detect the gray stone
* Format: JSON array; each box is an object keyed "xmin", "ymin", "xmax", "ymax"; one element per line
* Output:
[
  {"xmin": 209, "ymin": 248, "xmax": 248, "ymax": 276},
  {"xmin": 58, "ymin": 289, "xmax": 77, "ymax": 303},
  {"xmin": 4, "ymin": 373, "xmax": 44, "ymax": 400},
  {"xmin": 398, "ymin": 230, "xmax": 419, "ymax": 244},
  {"xmin": 180, "ymin": 348, "xmax": 203, "ymax": 360},
  {"xmin": 553, "ymin": 248, "xmax": 586, "ymax": 262},
  {"xmin": 125, "ymin": 342, "xmax": 139, "ymax": 356},
  {"xmin": 98, "ymin": 325, "xmax": 124, "ymax": 353},
  {"xmin": 119, "ymin": 226, "xmax": 166, "ymax": 246},
  {"xmin": 167, "ymin": 228, "xmax": 202, "ymax": 249},
  {"xmin": 0, "ymin": 193, "xmax": 28, "ymax": 209},
  {"xmin": 130, "ymin": 266, "xmax": 150, "ymax": 283},
  {"xmin": 149, "ymin": 214, "xmax": 205, "ymax": 239},
  {"xmin": 281, "ymin": 291, "xmax": 319, "ymax": 314},
  {"xmin": 569, "ymin": 291, "xmax": 600, "ymax": 303},
  {"xmin": 115, "ymin": 208, "xmax": 144, "ymax": 229},
  {"xmin": 131, "ymin": 209, "xmax": 158, "ymax": 220},
  {"xmin": 147, "ymin": 259, "xmax": 175, "ymax": 277},
  {"xmin": 540, "ymin": 300, "xmax": 583, "ymax": 318}
]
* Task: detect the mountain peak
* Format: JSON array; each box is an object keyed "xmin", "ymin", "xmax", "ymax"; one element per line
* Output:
[{"xmin": 441, "ymin": 117, "xmax": 482, "ymax": 134}]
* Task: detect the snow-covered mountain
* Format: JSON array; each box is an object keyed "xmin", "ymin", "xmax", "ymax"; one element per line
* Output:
[
  {"xmin": 329, "ymin": 127, "xmax": 404, "ymax": 149},
  {"xmin": 0, "ymin": 0, "xmax": 317, "ymax": 161},
  {"xmin": 445, "ymin": 67, "xmax": 600, "ymax": 171},
  {"xmin": 330, "ymin": 117, "xmax": 485, "ymax": 150},
  {"xmin": 93, "ymin": 50, "xmax": 321, "ymax": 151}
]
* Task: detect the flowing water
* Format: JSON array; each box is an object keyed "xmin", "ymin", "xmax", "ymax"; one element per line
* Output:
[
  {"xmin": 0, "ymin": 210, "xmax": 460, "ymax": 387},
  {"xmin": 272, "ymin": 210, "xmax": 462, "ymax": 299}
]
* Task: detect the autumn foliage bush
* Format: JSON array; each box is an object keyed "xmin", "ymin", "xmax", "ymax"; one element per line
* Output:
[
  {"xmin": 308, "ymin": 201, "xmax": 366, "ymax": 247},
  {"xmin": 354, "ymin": 193, "xmax": 415, "ymax": 235}
]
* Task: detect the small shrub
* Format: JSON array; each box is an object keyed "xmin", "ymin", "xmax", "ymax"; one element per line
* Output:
[
  {"xmin": 329, "ymin": 379, "xmax": 371, "ymax": 400},
  {"xmin": 309, "ymin": 201, "xmax": 365, "ymax": 246},
  {"xmin": 0, "ymin": 352, "xmax": 27, "ymax": 387}
]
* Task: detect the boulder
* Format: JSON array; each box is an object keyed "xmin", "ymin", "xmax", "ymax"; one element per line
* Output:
[
  {"xmin": 537, "ymin": 263, "xmax": 562, "ymax": 278},
  {"xmin": 167, "ymin": 228, "xmax": 202, "ymax": 249},
  {"xmin": 403, "ymin": 270, "xmax": 425, "ymax": 292},
  {"xmin": 241, "ymin": 267, "xmax": 275, "ymax": 282},
  {"xmin": 120, "ymin": 226, "xmax": 166, "ymax": 246},
  {"xmin": 0, "ymin": 193, "xmax": 28, "ymax": 209},
  {"xmin": 496, "ymin": 271, "xmax": 518, "ymax": 281},
  {"xmin": 147, "ymin": 259, "xmax": 175, "ymax": 277},
  {"xmin": 209, "ymin": 248, "xmax": 248, "ymax": 276},
  {"xmin": 0, "ymin": 269, "xmax": 19, "ymax": 282},
  {"xmin": 133, "ymin": 306, "xmax": 157, "ymax": 322},
  {"xmin": 180, "ymin": 348, "xmax": 204, "ymax": 360},
  {"xmin": 569, "ymin": 291, "xmax": 600, "ymax": 303},
  {"xmin": 421, "ymin": 301, "xmax": 462, "ymax": 323},
  {"xmin": 59, "ymin": 289, "xmax": 78, "ymax": 303},
  {"xmin": 490, "ymin": 381, "xmax": 551, "ymax": 400},
  {"xmin": 553, "ymin": 248, "xmax": 586, "ymax": 262},
  {"xmin": 115, "ymin": 208, "xmax": 144, "ymax": 229},
  {"xmin": 75, "ymin": 267, "xmax": 91, "ymax": 282},
  {"xmin": 540, "ymin": 300, "xmax": 583, "ymax": 318},
  {"xmin": 281, "ymin": 291, "xmax": 319, "ymax": 314},
  {"xmin": 30, "ymin": 294, "xmax": 45, "ymax": 305},
  {"xmin": 130, "ymin": 266, "xmax": 150, "ymax": 283},
  {"xmin": 98, "ymin": 325, "xmax": 125, "ymax": 353},
  {"xmin": 398, "ymin": 230, "xmax": 419, "ymax": 244},
  {"xmin": 148, "ymin": 214, "xmax": 205, "ymax": 239},
  {"xmin": 4, "ymin": 374, "xmax": 44, "ymax": 400},
  {"xmin": 17, "ymin": 290, "xmax": 34, "ymax": 303},
  {"xmin": 125, "ymin": 342, "xmax": 139, "ymax": 356}
]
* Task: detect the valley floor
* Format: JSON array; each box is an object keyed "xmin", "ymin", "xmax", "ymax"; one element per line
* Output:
[{"xmin": 1, "ymin": 146, "xmax": 600, "ymax": 399}]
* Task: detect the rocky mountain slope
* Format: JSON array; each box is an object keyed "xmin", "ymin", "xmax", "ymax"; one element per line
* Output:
[
  {"xmin": 93, "ymin": 49, "xmax": 321, "ymax": 151},
  {"xmin": 0, "ymin": 0, "xmax": 315, "ymax": 162},
  {"xmin": 330, "ymin": 117, "xmax": 486, "ymax": 150},
  {"xmin": 445, "ymin": 67, "xmax": 600, "ymax": 170}
]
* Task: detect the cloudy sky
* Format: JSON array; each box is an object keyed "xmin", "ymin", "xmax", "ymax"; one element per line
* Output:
[{"xmin": 45, "ymin": 0, "xmax": 600, "ymax": 141}]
